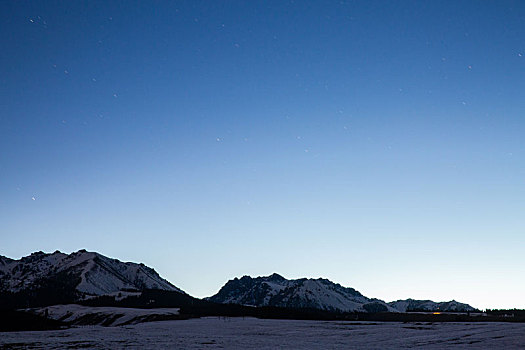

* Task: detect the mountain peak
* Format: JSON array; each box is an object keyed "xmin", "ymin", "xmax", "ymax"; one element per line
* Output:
[
  {"xmin": 0, "ymin": 250, "xmax": 184, "ymax": 303},
  {"xmin": 266, "ymin": 273, "xmax": 286, "ymax": 282},
  {"xmin": 208, "ymin": 274, "xmax": 393, "ymax": 313}
]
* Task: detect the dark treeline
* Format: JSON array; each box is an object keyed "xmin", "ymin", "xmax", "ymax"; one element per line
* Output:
[
  {"xmin": 486, "ymin": 309, "xmax": 525, "ymax": 321},
  {"xmin": 0, "ymin": 310, "xmax": 65, "ymax": 332},
  {"xmin": 0, "ymin": 271, "xmax": 80, "ymax": 310}
]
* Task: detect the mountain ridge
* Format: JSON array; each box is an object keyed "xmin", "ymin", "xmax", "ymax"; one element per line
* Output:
[
  {"xmin": 208, "ymin": 273, "xmax": 477, "ymax": 313},
  {"xmin": 388, "ymin": 298, "xmax": 476, "ymax": 312},
  {"xmin": 208, "ymin": 274, "xmax": 395, "ymax": 313},
  {"xmin": 1, "ymin": 250, "xmax": 477, "ymax": 313},
  {"xmin": 0, "ymin": 249, "xmax": 183, "ymax": 302}
]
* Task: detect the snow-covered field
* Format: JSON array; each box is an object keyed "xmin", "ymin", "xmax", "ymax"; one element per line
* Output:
[{"xmin": 1, "ymin": 317, "xmax": 524, "ymax": 349}]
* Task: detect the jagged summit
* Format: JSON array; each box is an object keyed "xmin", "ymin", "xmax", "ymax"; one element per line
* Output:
[
  {"xmin": 266, "ymin": 273, "xmax": 286, "ymax": 282},
  {"xmin": 0, "ymin": 249, "xmax": 183, "ymax": 299},
  {"xmin": 208, "ymin": 273, "xmax": 395, "ymax": 313}
]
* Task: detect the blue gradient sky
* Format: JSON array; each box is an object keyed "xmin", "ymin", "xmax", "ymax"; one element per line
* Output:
[{"xmin": 1, "ymin": 1, "xmax": 524, "ymax": 309}]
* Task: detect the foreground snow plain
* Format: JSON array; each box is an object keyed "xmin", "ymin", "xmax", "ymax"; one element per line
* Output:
[{"xmin": 2, "ymin": 317, "xmax": 524, "ymax": 349}]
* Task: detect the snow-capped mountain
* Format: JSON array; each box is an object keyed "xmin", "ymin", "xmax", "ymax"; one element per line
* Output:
[
  {"xmin": 0, "ymin": 250, "xmax": 183, "ymax": 299},
  {"xmin": 208, "ymin": 273, "xmax": 397, "ymax": 313},
  {"xmin": 388, "ymin": 299, "xmax": 477, "ymax": 312}
]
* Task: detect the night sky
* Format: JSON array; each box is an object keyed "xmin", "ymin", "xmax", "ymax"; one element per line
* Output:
[{"xmin": 1, "ymin": 1, "xmax": 525, "ymax": 309}]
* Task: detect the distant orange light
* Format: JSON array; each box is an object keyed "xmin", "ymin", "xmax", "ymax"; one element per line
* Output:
[{"xmin": 433, "ymin": 312, "xmax": 441, "ymax": 315}]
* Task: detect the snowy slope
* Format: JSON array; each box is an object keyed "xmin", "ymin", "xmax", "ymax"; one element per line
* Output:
[
  {"xmin": 388, "ymin": 298, "xmax": 477, "ymax": 312},
  {"xmin": 27, "ymin": 304, "xmax": 181, "ymax": 326},
  {"xmin": 208, "ymin": 274, "xmax": 396, "ymax": 313},
  {"xmin": 0, "ymin": 250, "xmax": 183, "ymax": 298}
]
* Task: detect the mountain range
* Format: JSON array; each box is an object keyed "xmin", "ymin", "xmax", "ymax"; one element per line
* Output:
[
  {"xmin": 0, "ymin": 250, "xmax": 476, "ymax": 314},
  {"xmin": 208, "ymin": 273, "xmax": 476, "ymax": 313}
]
